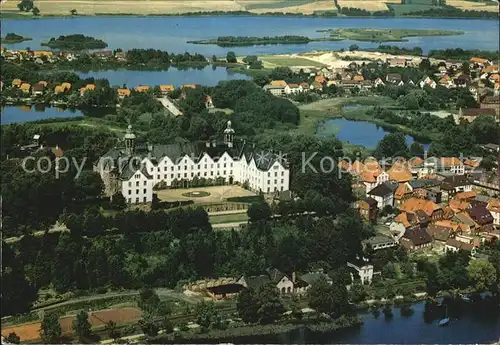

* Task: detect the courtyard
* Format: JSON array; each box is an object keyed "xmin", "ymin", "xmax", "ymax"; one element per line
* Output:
[{"xmin": 156, "ymin": 185, "xmax": 256, "ymax": 204}]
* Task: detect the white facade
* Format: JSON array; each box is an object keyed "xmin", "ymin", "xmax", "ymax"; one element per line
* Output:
[
  {"xmin": 284, "ymin": 85, "xmax": 303, "ymax": 95},
  {"xmin": 364, "ymin": 171, "xmax": 389, "ymax": 194},
  {"xmin": 122, "ymin": 170, "xmax": 155, "ymax": 204},
  {"xmin": 371, "ymin": 193, "xmax": 394, "ymax": 209},
  {"xmin": 347, "ymin": 262, "xmax": 374, "ymax": 285}
]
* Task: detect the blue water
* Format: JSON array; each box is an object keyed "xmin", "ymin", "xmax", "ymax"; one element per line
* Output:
[
  {"xmin": 2, "ymin": 16, "xmax": 498, "ymax": 54},
  {"xmin": 0, "ymin": 105, "xmax": 113, "ymax": 124},
  {"xmin": 318, "ymin": 118, "xmax": 430, "ymax": 149},
  {"xmin": 74, "ymin": 66, "xmax": 250, "ymax": 88}
]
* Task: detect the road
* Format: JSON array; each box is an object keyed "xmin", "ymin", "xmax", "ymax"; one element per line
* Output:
[
  {"xmin": 157, "ymin": 97, "xmax": 183, "ymax": 116},
  {"xmin": 4, "ymin": 223, "xmax": 69, "ymax": 244}
]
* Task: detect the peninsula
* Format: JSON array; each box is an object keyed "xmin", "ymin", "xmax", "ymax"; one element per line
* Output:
[
  {"xmin": 41, "ymin": 34, "xmax": 108, "ymax": 50},
  {"xmin": 188, "ymin": 35, "xmax": 323, "ymax": 46},
  {"xmin": 2, "ymin": 33, "xmax": 32, "ymax": 44},
  {"xmin": 318, "ymin": 28, "xmax": 464, "ymax": 42}
]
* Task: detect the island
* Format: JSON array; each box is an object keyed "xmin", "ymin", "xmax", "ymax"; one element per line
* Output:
[
  {"xmin": 317, "ymin": 28, "xmax": 464, "ymax": 42},
  {"xmin": 2, "ymin": 33, "xmax": 32, "ymax": 44},
  {"xmin": 41, "ymin": 34, "xmax": 108, "ymax": 50},
  {"xmin": 188, "ymin": 35, "xmax": 318, "ymax": 46}
]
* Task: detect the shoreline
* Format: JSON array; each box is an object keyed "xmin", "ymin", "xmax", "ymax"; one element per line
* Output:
[{"xmin": 2, "ymin": 12, "xmax": 498, "ymax": 21}]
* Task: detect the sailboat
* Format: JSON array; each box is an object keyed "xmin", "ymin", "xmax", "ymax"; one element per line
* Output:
[{"xmin": 438, "ymin": 305, "xmax": 450, "ymax": 326}]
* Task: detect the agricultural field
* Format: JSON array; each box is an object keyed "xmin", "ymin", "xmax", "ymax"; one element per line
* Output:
[
  {"xmin": 338, "ymin": 0, "xmax": 400, "ymax": 11},
  {"xmin": 445, "ymin": 0, "xmax": 499, "ymax": 11},
  {"xmin": 260, "ymin": 55, "xmax": 327, "ymax": 68},
  {"xmin": 321, "ymin": 28, "xmax": 463, "ymax": 42},
  {"xmin": 209, "ymin": 212, "xmax": 249, "ymax": 224},
  {"xmin": 241, "ymin": 0, "xmax": 337, "ymax": 13}
]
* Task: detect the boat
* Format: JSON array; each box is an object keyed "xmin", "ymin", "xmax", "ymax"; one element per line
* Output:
[
  {"xmin": 439, "ymin": 305, "xmax": 450, "ymax": 327},
  {"xmin": 460, "ymin": 294, "xmax": 472, "ymax": 303}
]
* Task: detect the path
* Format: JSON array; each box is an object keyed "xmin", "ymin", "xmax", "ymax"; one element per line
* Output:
[
  {"xmin": 4, "ymin": 223, "xmax": 69, "ymax": 244},
  {"xmin": 157, "ymin": 97, "xmax": 183, "ymax": 116}
]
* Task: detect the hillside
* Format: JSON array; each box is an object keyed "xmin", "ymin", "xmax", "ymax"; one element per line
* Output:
[{"xmin": 1, "ymin": 0, "xmax": 498, "ymax": 16}]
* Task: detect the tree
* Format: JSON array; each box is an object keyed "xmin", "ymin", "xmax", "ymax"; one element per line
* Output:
[
  {"xmin": 5, "ymin": 333, "xmax": 20, "ymax": 344},
  {"xmin": 105, "ymin": 321, "xmax": 120, "ymax": 341},
  {"xmin": 212, "ymin": 54, "xmax": 217, "ymax": 62},
  {"xmin": 255, "ymin": 283, "xmax": 285, "ymax": 324},
  {"xmin": 40, "ymin": 313, "xmax": 62, "ymax": 343},
  {"xmin": 373, "ymin": 132, "xmax": 409, "ymax": 159},
  {"xmin": 409, "ymin": 142, "xmax": 425, "ymax": 156},
  {"xmin": 237, "ymin": 288, "xmax": 259, "ymax": 323},
  {"xmin": 72, "ymin": 310, "xmax": 91, "ymax": 342},
  {"xmin": 17, "ymin": 0, "xmax": 34, "ymax": 11},
  {"xmin": 247, "ymin": 201, "xmax": 271, "ymax": 222},
  {"xmin": 349, "ymin": 44, "xmax": 360, "ymax": 51},
  {"xmin": 419, "ymin": 58, "xmax": 431, "ymax": 71},
  {"xmin": 349, "ymin": 282, "xmax": 367, "ymax": 303},
  {"xmin": 32, "ymin": 6, "xmax": 40, "ymax": 15},
  {"xmin": 467, "ymin": 260, "xmax": 497, "ymax": 292},
  {"xmin": 110, "ymin": 192, "xmax": 127, "ymax": 210},
  {"xmin": 226, "ymin": 51, "xmax": 237, "ymax": 63},
  {"xmin": 195, "ymin": 301, "xmax": 222, "ymax": 329},
  {"xmin": 139, "ymin": 316, "xmax": 159, "ymax": 337},
  {"xmin": 308, "ymin": 276, "xmax": 350, "ymax": 318},
  {"xmin": 70, "ymin": 9, "xmax": 77, "ymax": 15}
]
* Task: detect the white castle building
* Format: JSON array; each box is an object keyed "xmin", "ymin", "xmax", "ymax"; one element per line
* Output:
[{"xmin": 96, "ymin": 121, "xmax": 291, "ymax": 204}]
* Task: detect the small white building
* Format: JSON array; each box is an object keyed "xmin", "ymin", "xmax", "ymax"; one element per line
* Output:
[{"xmin": 347, "ymin": 262, "xmax": 374, "ymax": 285}]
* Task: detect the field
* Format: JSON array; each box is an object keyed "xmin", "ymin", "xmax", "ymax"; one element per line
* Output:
[
  {"xmin": 387, "ymin": 3, "xmax": 439, "ymax": 15},
  {"xmin": 242, "ymin": 0, "xmax": 337, "ymax": 13},
  {"xmin": 445, "ymin": 0, "xmax": 499, "ymax": 11},
  {"xmin": 1, "ymin": 307, "xmax": 142, "ymax": 342},
  {"xmin": 156, "ymin": 185, "xmax": 256, "ymax": 203},
  {"xmin": 321, "ymin": 28, "xmax": 463, "ymax": 42},
  {"xmin": 209, "ymin": 212, "xmax": 249, "ymax": 224},
  {"xmin": 259, "ymin": 55, "xmax": 327, "ymax": 68},
  {"xmin": 338, "ymin": 0, "xmax": 400, "ymax": 11}
]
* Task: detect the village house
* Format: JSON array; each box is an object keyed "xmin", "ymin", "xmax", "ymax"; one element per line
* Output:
[
  {"xmin": 388, "ymin": 58, "xmax": 406, "ymax": 68},
  {"xmin": 394, "ymin": 182, "xmax": 413, "ymax": 207},
  {"xmin": 452, "ymin": 212, "xmax": 477, "ymax": 234},
  {"xmin": 93, "ymin": 50, "xmax": 113, "ymax": 59},
  {"xmin": 487, "ymin": 199, "xmax": 500, "ymax": 227},
  {"xmin": 467, "ymin": 204, "xmax": 494, "ymax": 232},
  {"xmin": 205, "ymin": 96, "xmax": 214, "ymax": 109},
  {"xmin": 400, "ymin": 227, "xmax": 432, "ymax": 251},
  {"xmin": 453, "ymin": 73, "xmax": 471, "ymax": 88},
  {"xmin": 470, "ymin": 57, "xmax": 490, "ymax": 67},
  {"xmin": 117, "ymin": 88, "xmax": 131, "ymax": 99},
  {"xmin": 458, "ymin": 108, "xmax": 498, "ymax": 123},
  {"xmin": 419, "ymin": 76, "xmax": 437, "ymax": 89},
  {"xmin": 263, "ymin": 80, "xmax": 287, "ymax": 96},
  {"xmin": 238, "ymin": 268, "xmax": 300, "ymax": 295},
  {"xmin": 54, "ymin": 85, "xmax": 65, "ymax": 94},
  {"xmin": 374, "ymin": 77, "xmax": 385, "ymax": 87},
  {"xmin": 367, "ymin": 181, "xmax": 398, "ymax": 209},
  {"xmin": 386, "ymin": 73, "xmax": 402, "ymax": 84},
  {"xmin": 19, "ymin": 83, "xmax": 31, "ymax": 94},
  {"xmin": 356, "ymin": 197, "xmax": 378, "ymax": 221},
  {"xmin": 160, "ymin": 84, "xmax": 175, "ymax": 95},
  {"xmin": 427, "ymin": 223, "xmax": 453, "ymax": 245},
  {"xmin": 399, "ymin": 197, "xmax": 443, "ymax": 221},
  {"xmin": 445, "ymin": 238, "xmax": 476, "ymax": 256},
  {"xmin": 135, "ymin": 85, "xmax": 150, "ymax": 93},
  {"xmin": 441, "ymin": 175, "xmax": 472, "ymax": 200},
  {"xmin": 115, "ymin": 51, "xmax": 126, "ymax": 61},
  {"xmin": 480, "ymin": 95, "xmax": 500, "ymax": 117},
  {"xmin": 31, "ymin": 83, "xmax": 45, "ymax": 96},
  {"xmin": 80, "ymin": 84, "xmax": 96, "ymax": 96},
  {"xmin": 363, "ymin": 235, "xmax": 396, "ymax": 251},
  {"xmin": 299, "ymin": 82, "xmax": 310, "ymax": 90},
  {"xmin": 347, "ymin": 262, "xmax": 374, "ymax": 285},
  {"xmin": 438, "ymin": 74, "xmax": 454, "ymax": 88},
  {"xmin": 284, "ymin": 83, "xmax": 303, "ymax": 95},
  {"xmin": 60, "ymin": 82, "xmax": 72, "ymax": 92},
  {"xmin": 12, "ymin": 79, "xmax": 22, "ymax": 88}
]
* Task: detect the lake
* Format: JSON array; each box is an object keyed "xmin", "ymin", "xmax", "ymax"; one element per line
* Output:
[
  {"xmin": 218, "ymin": 301, "xmax": 500, "ymax": 344},
  {"xmin": 317, "ymin": 118, "xmax": 430, "ymax": 149},
  {"xmin": 2, "ymin": 16, "xmax": 498, "ymax": 55},
  {"xmin": 73, "ymin": 66, "xmax": 250, "ymax": 88},
  {"xmin": 0, "ymin": 105, "xmax": 114, "ymax": 125}
]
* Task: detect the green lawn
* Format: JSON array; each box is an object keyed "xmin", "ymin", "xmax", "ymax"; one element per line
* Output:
[
  {"xmin": 209, "ymin": 213, "xmax": 249, "ymax": 224},
  {"xmin": 245, "ymin": 0, "xmax": 315, "ymax": 10},
  {"xmin": 260, "ymin": 55, "xmax": 326, "ymax": 67}
]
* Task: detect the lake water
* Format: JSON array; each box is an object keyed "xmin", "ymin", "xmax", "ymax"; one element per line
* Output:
[
  {"xmin": 2, "ymin": 16, "xmax": 498, "ymax": 55},
  {"xmin": 0, "ymin": 105, "xmax": 114, "ymax": 124},
  {"xmin": 74, "ymin": 66, "xmax": 250, "ymax": 88},
  {"xmin": 222, "ymin": 302, "xmax": 500, "ymax": 344},
  {"xmin": 317, "ymin": 118, "xmax": 429, "ymax": 149}
]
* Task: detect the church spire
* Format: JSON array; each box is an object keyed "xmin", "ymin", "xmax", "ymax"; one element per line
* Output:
[
  {"xmin": 224, "ymin": 120, "xmax": 235, "ymax": 148},
  {"xmin": 124, "ymin": 125, "xmax": 136, "ymax": 156}
]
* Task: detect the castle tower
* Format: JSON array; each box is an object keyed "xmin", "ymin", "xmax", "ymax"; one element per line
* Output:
[
  {"xmin": 124, "ymin": 125, "xmax": 136, "ymax": 156},
  {"xmin": 224, "ymin": 120, "xmax": 235, "ymax": 148}
]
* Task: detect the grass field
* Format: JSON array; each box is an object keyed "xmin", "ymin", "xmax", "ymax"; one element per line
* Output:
[
  {"xmin": 387, "ymin": 3, "xmax": 438, "ymax": 15},
  {"xmin": 156, "ymin": 185, "xmax": 256, "ymax": 203},
  {"xmin": 260, "ymin": 55, "xmax": 327, "ymax": 68},
  {"xmin": 297, "ymin": 96, "xmax": 396, "ymax": 134},
  {"xmin": 321, "ymin": 28, "xmax": 463, "ymax": 42},
  {"xmin": 338, "ymin": 0, "xmax": 400, "ymax": 11},
  {"xmin": 209, "ymin": 212, "xmax": 249, "ymax": 224}
]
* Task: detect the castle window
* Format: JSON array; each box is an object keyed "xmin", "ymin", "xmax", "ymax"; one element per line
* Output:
[
  {"xmin": 268, "ymin": 180, "xmax": 270, "ymax": 185},
  {"xmin": 230, "ymin": 163, "xmax": 233, "ymax": 167},
  {"xmin": 275, "ymin": 172, "xmax": 277, "ymax": 177},
  {"xmin": 128, "ymin": 182, "xmax": 132, "ymax": 187},
  {"xmin": 281, "ymin": 179, "xmax": 284, "ymax": 184},
  {"xmin": 136, "ymin": 197, "xmax": 139, "ymax": 203},
  {"xmin": 184, "ymin": 165, "xmax": 187, "ymax": 170},
  {"xmin": 128, "ymin": 190, "xmax": 131, "ymax": 195},
  {"xmin": 274, "ymin": 180, "xmax": 277, "ymax": 184},
  {"xmin": 164, "ymin": 174, "xmax": 167, "ymax": 179},
  {"xmin": 164, "ymin": 166, "xmax": 167, "ymax": 171},
  {"xmin": 184, "ymin": 173, "xmax": 187, "ymax": 178},
  {"xmin": 128, "ymin": 198, "xmax": 132, "ymax": 203},
  {"xmin": 171, "ymin": 167, "xmax": 174, "ymax": 171},
  {"xmin": 157, "ymin": 175, "xmax": 160, "ymax": 180},
  {"xmin": 178, "ymin": 166, "xmax": 181, "ymax": 170},
  {"xmin": 136, "ymin": 181, "xmax": 139, "ymax": 187},
  {"xmin": 171, "ymin": 174, "xmax": 174, "ymax": 178},
  {"xmin": 204, "ymin": 172, "xmax": 207, "ymax": 176},
  {"xmin": 136, "ymin": 189, "xmax": 139, "ymax": 194},
  {"xmin": 224, "ymin": 163, "xmax": 227, "ymax": 168},
  {"xmin": 144, "ymin": 181, "xmax": 147, "ymax": 186},
  {"xmin": 211, "ymin": 171, "xmax": 214, "ymax": 176},
  {"xmin": 144, "ymin": 189, "xmax": 147, "ymax": 194},
  {"xmin": 268, "ymin": 172, "xmax": 270, "ymax": 177},
  {"xmin": 281, "ymin": 171, "xmax": 284, "ymax": 176},
  {"xmin": 144, "ymin": 197, "xmax": 147, "ymax": 203},
  {"xmin": 204, "ymin": 164, "xmax": 207, "ymax": 169},
  {"xmin": 197, "ymin": 165, "xmax": 200, "ymax": 169},
  {"xmin": 157, "ymin": 167, "xmax": 160, "ymax": 172}
]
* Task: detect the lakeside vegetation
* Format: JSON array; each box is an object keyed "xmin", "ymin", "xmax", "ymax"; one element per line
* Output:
[
  {"xmin": 188, "ymin": 35, "xmax": 315, "ymax": 47},
  {"xmin": 41, "ymin": 34, "xmax": 108, "ymax": 50},
  {"xmin": 2, "ymin": 32, "xmax": 32, "ymax": 44},
  {"xmin": 318, "ymin": 28, "xmax": 464, "ymax": 42}
]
